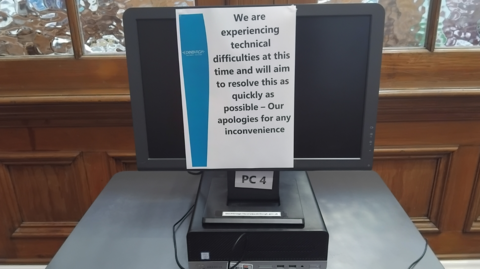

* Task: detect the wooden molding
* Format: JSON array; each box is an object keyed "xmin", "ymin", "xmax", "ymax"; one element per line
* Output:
[
  {"xmin": 472, "ymin": 219, "xmax": 480, "ymax": 232},
  {"xmin": 377, "ymin": 91, "xmax": 480, "ymax": 122},
  {"xmin": 1, "ymin": 88, "xmax": 480, "ymax": 128},
  {"xmin": 0, "ymin": 94, "xmax": 131, "ymax": 105},
  {"xmin": 0, "ymin": 258, "xmax": 51, "ymax": 264},
  {"xmin": 380, "ymin": 88, "xmax": 480, "ymax": 98},
  {"xmin": 437, "ymin": 253, "xmax": 480, "ymax": 260},
  {"xmin": 0, "ymin": 101, "xmax": 133, "ymax": 128},
  {"xmin": 1, "ymin": 87, "xmax": 480, "ymax": 105},
  {"xmin": 107, "ymin": 151, "xmax": 136, "ymax": 159},
  {"xmin": 0, "ymin": 151, "xmax": 81, "ymax": 165},
  {"xmin": 2, "ymin": 52, "xmax": 480, "ymax": 96},
  {"xmin": 411, "ymin": 217, "xmax": 440, "ymax": 233},
  {"xmin": 375, "ymin": 146, "xmax": 459, "ymax": 156},
  {"xmin": 107, "ymin": 151, "xmax": 137, "ymax": 175},
  {"xmin": 12, "ymin": 222, "xmax": 77, "ymax": 238},
  {"xmin": 374, "ymin": 146, "xmax": 457, "ymax": 232}
]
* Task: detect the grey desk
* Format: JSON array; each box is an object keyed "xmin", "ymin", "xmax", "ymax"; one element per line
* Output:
[{"xmin": 46, "ymin": 171, "xmax": 444, "ymax": 269}]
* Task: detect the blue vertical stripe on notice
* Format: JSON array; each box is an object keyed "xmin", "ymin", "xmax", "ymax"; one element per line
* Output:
[{"xmin": 179, "ymin": 14, "xmax": 209, "ymax": 167}]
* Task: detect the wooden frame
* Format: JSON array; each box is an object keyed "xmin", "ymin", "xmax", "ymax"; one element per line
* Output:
[
  {"xmin": 1, "ymin": 0, "xmax": 480, "ymax": 96},
  {"xmin": 2, "ymin": 51, "xmax": 480, "ymax": 99}
]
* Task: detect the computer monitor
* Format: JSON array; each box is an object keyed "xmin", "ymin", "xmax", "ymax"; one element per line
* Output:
[{"xmin": 124, "ymin": 4, "xmax": 384, "ymax": 172}]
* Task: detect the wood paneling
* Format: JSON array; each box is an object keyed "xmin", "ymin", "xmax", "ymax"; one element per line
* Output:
[
  {"xmin": 424, "ymin": 231, "xmax": 480, "ymax": 255},
  {"xmin": 83, "ymin": 152, "xmax": 114, "ymax": 201},
  {"xmin": 0, "ymin": 152, "xmax": 91, "ymax": 262},
  {"xmin": 374, "ymin": 146, "xmax": 456, "ymax": 232},
  {"xmin": 0, "ymin": 129, "xmax": 32, "ymax": 151},
  {"xmin": 438, "ymin": 147, "xmax": 480, "ymax": 232},
  {"xmin": 0, "ymin": 152, "xmax": 91, "ymax": 223},
  {"xmin": 0, "ymin": 161, "xmax": 22, "ymax": 259},
  {"xmin": 466, "ymin": 159, "xmax": 480, "ymax": 233},
  {"xmin": 11, "ymin": 238, "xmax": 66, "ymax": 259},
  {"xmin": 376, "ymin": 121, "xmax": 480, "ymax": 146},
  {"xmin": 33, "ymin": 127, "xmax": 135, "ymax": 151},
  {"xmin": 12, "ymin": 222, "xmax": 76, "ymax": 238},
  {"xmin": 0, "ymin": 101, "xmax": 132, "ymax": 128},
  {"xmin": 0, "ymin": 94, "xmax": 479, "ymax": 261},
  {"xmin": 377, "ymin": 91, "xmax": 480, "ymax": 122},
  {"xmin": 376, "ymin": 158, "xmax": 437, "ymax": 217},
  {"xmin": 107, "ymin": 152, "xmax": 137, "ymax": 175}
]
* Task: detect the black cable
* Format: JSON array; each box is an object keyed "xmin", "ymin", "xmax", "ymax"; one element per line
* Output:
[
  {"xmin": 408, "ymin": 239, "xmax": 428, "ymax": 269},
  {"xmin": 188, "ymin": 171, "xmax": 202, "ymax": 175},
  {"xmin": 173, "ymin": 204, "xmax": 195, "ymax": 269},
  {"xmin": 227, "ymin": 233, "xmax": 247, "ymax": 269}
]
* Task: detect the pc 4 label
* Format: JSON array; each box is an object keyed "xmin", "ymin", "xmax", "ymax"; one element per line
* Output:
[{"xmin": 234, "ymin": 171, "xmax": 273, "ymax": 190}]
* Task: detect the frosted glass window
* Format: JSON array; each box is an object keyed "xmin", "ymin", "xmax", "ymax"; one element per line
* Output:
[
  {"xmin": 436, "ymin": 0, "xmax": 480, "ymax": 47},
  {"xmin": 79, "ymin": 0, "xmax": 194, "ymax": 54},
  {"xmin": 319, "ymin": 0, "xmax": 430, "ymax": 47},
  {"xmin": 0, "ymin": 0, "xmax": 72, "ymax": 56}
]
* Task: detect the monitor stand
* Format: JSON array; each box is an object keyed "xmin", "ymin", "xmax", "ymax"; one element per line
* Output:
[{"xmin": 201, "ymin": 171, "xmax": 305, "ymax": 227}]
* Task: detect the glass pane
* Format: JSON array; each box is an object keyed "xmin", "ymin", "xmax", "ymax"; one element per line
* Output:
[
  {"xmin": 318, "ymin": 0, "xmax": 430, "ymax": 47},
  {"xmin": 0, "ymin": 0, "xmax": 72, "ymax": 56},
  {"xmin": 436, "ymin": 0, "xmax": 480, "ymax": 47},
  {"xmin": 79, "ymin": 0, "xmax": 194, "ymax": 54}
]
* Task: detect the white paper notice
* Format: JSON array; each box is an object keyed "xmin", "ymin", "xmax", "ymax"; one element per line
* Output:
[{"xmin": 176, "ymin": 6, "xmax": 296, "ymax": 169}]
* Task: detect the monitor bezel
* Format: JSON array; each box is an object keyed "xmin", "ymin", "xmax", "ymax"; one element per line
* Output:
[{"xmin": 124, "ymin": 4, "xmax": 384, "ymax": 171}]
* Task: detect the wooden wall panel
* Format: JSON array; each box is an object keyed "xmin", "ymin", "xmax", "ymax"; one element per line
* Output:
[
  {"xmin": 0, "ymin": 152, "xmax": 92, "ymax": 223},
  {"xmin": 465, "ymin": 160, "xmax": 480, "ymax": 233},
  {"xmin": 439, "ymin": 147, "xmax": 480, "ymax": 232},
  {"xmin": 11, "ymin": 238, "xmax": 66, "ymax": 260},
  {"xmin": 377, "ymin": 158, "xmax": 437, "ymax": 216},
  {"xmin": 83, "ymin": 152, "xmax": 113, "ymax": 201},
  {"xmin": 1, "ymin": 97, "xmax": 480, "ymax": 262},
  {"xmin": 376, "ymin": 121, "xmax": 480, "ymax": 146},
  {"xmin": 374, "ymin": 146, "xmax": 456, "ymax": 232},
  {"xmin": 0, "ymin": 152, "xmax": 93, "ymax": 263},
  {"xmin": 33, "ymin": 127, "xmax": 135, "ymax": 151},
  {"xmin": 0, "ymin": 129, "xmax": 32, "ymax": 151},
  {"xmin": 0, "ymin": 162, "xmax": 22, "ymax": 259}
]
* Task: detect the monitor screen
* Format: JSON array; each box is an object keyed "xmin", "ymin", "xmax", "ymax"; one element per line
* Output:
[
  {"xmin": 137, "ymin": 16, "xmax": 369, "ymax": 159},
  {"xmin": 125, "ymin": 4, "xmax": 384, "ymax": 170}
]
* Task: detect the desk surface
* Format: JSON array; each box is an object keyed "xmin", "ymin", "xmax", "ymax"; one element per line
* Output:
[{"xmin": 46, "ymin": 171, "xmax": 443, "ymax": 269}]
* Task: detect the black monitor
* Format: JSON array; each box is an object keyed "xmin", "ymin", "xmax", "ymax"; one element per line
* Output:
[{"xmin": 124, "ymin": 4, "xmax": 384, "ymax": 171}]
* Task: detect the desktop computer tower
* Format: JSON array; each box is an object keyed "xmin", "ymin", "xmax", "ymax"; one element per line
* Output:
[{"xmin": 187, "ymin": 171, "xmax": 329, "ymax": 269}]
